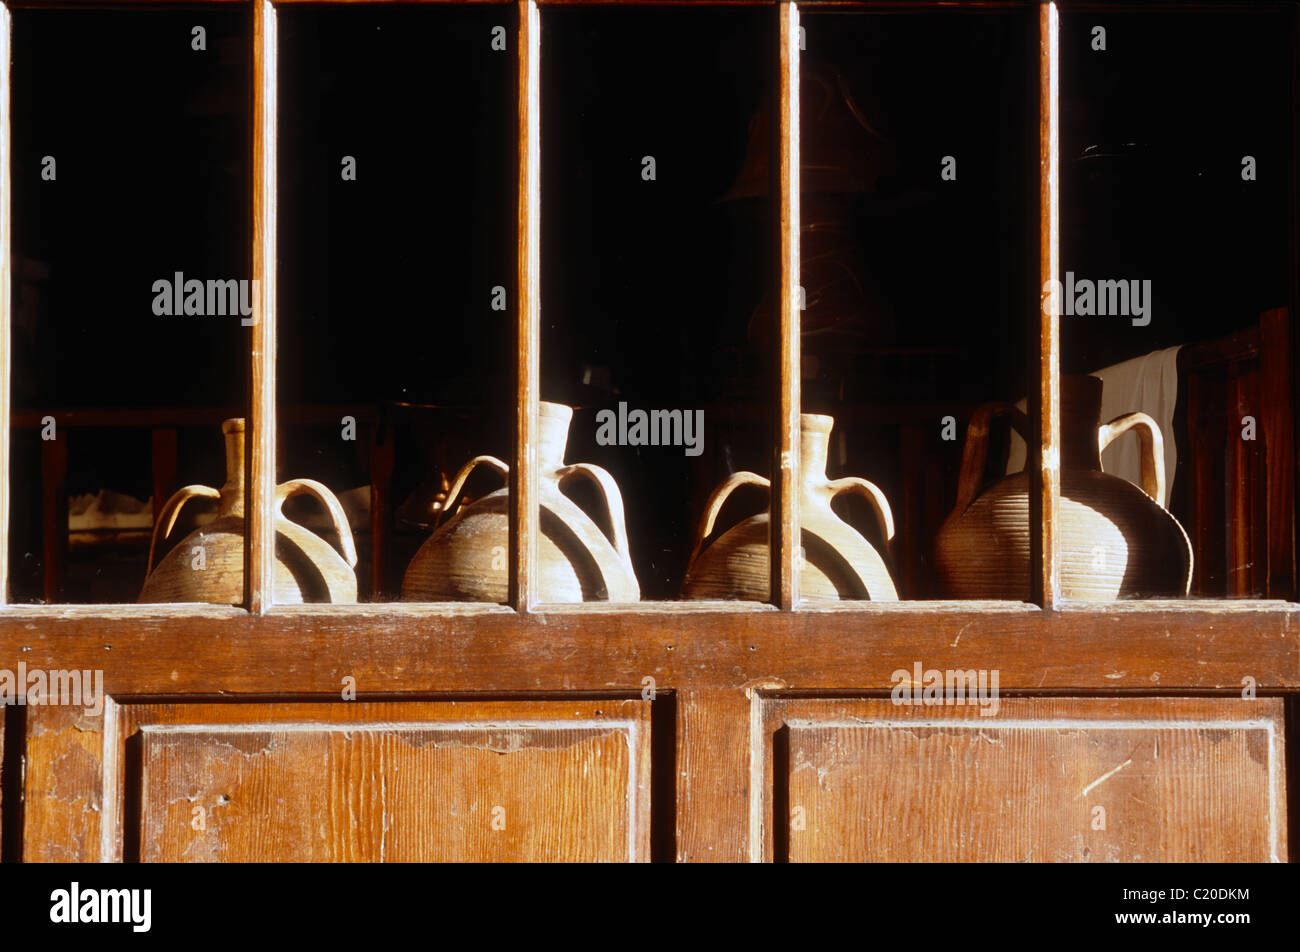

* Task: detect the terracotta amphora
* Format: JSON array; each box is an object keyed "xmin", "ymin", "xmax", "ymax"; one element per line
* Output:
[
  {"xmin": 140, "ymin": 419, "xmax": 358, "ymax": 604},
  {"xmin": 681, "ymin": 413, "xmax": 898, "ymax": 601},
  {"xmin": 934, "ymin": 374, "xmax": 1192, "ymax": 600},
  {"xmin": 401, "ymin": 402, "xmax": 640, "ymax": 603}
]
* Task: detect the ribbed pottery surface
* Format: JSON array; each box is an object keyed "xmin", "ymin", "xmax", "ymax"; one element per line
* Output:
[
  {"xmin": 139, "ymin": 517, "xmax": 357, "ymax": 604},
  {"xmin": 400, "ymin": 495, "xmax": 584, "ymax": 603},
  {"xmin": 935, "ymin": 470, "xmax": 1192, "ymax": 600},
  {"xmin": 682, "ymin": 513, "xmax": 898, "ymax": 601},
  {"xmin": 401, "ymin": 489, "xmax": 639, "ymax": 603}
]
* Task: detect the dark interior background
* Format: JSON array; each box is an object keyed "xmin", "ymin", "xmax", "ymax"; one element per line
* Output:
[
  {"xmin": 277, "ymin": 4, "xmax": 516, "ymax": 598},
  {"xmin": 9, "ymin": 9, "xmax": 250, "ymax": 601},
  {"xmin": 541, "ymin": 7, "xmax": 774, "ymax": 600},
  {"xmin": 4, "ymin": 3, "xmax": 1296, "ymax": 604},
  {"xmin": 1060, "ymin": 8, "xmax": 1294, "ymax": 595},
  {"xmin": 797, "ymin": 8, "xmax": 1038, "ymax": 597},
  {"xmin": 1060, "ymin": 8, "xmax": 1292, "ymax": 371}
]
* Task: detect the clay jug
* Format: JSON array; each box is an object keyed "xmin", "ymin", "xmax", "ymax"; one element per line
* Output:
[
  {"xmin": 681, "ymin": 414, "xmax": 898, "ymax": 601},
  {"xmin": 401, "ymin": 402, "xmax": 640, "ymax": 603},
  {"xmin": 934, "ymin": 375, "xmax": 1192, "ymax": 600},
  {"xmin": 139, "ymin": 419, "xmax": 358, "ymax": 604}
]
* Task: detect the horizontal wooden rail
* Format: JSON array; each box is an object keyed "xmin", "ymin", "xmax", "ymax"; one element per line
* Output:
[{"xmin": 0, "ymin": 604, "xmax": 1295, "ymax": 695}]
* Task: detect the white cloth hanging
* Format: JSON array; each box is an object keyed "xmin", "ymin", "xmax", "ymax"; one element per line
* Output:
[{"xmin": 1005, "ymin": 345, "xmax": 1182, "ymax": 507}]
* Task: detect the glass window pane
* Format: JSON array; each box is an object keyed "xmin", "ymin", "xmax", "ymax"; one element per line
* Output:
[
  {"xmin": 10, "ymin": 9, "xmax": 251, "ymax": 604},
  {"xmin": 799, "ymin": 7, "xmax": 1038, "ymax": 601},
  {"xmin": 276, "ymin": 4, "xmax": 517, "ymax": 604},
  {"xmin": 1059, "ymin": 6, "xmax": 1295, "ymax": 599},
  {"xmin": 541, "ymin": 7, "xmax": 775, "ymax": 603}
]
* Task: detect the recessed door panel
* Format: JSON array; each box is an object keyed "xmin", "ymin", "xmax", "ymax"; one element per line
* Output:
[
  {"xmin": 759, "ymin": 697, "xmax": 1285, "ymax": 862},
  {"xmin": 121, "ymin": 700, "xmax": 650, "ymax": 862}
]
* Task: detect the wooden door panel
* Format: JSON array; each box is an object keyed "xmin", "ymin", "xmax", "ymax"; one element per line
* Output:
[
  {"xmin": 758, "ymin": 697, "xmax": 1286, "ymax": 863},
  {"xmin": 22, "ymin": 703, "xmax": 107, "ymax": 863},
  {"xmin": 26, "ymin": 699, "xmax": 651, "ymax": 862}
]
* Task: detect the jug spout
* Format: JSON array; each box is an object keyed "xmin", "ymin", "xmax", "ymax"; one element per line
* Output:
[
  {"xmin": 1060, "ymin": 375, "xmax": 1104, "ymax": 471},
  {"xmin": 539, "ymin": 402, "xmax": 574, "ymax": 470},
  {"xmin": 800, "ymin": 413, "xmax": 834, "ymax": 482},
  {"xmin": 219, "ymin": 418, "xmax": 246, "ymax": 517}
]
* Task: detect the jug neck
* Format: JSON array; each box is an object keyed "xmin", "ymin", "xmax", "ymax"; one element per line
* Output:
[
  {"xmin": 539, "ymin": 402, "xmax": 574, "ymax": 471},
  {"xmin": 1060, "ymin": 375, "xmax": 1104, "ymax": 471},
  {"xmin": 800, "ymin": 414, "xmax": 834, "ymax": 485},
  {"xmin": 219, "ymin": 419, "xmax": 246, "ymax": 517}
]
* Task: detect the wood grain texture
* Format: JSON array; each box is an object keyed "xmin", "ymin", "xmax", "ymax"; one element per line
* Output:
[
  {"xmin": 0, "ymin": 604, "xmax": 1296, "ymax": 695},
  {"xmin": 21, "ymin": 702, "xmax": 110, "ymax": 862},
  {"xmin": 123, "ymin": 700, "xmax": 649, "ymax": 862},
  {"xmin": 771, "ymin": 2, "xmax": 799, "ymax": 611},
  {"xmin": 511, "ymin": 0, "xmax": 539, "ymax": 612},
  {"xmin": 760, "ymin": 697, "xmax": 1286, "ymax": 862},
  {"xmin": 249, "ymin": 0, "xmax": 277, "ymax": 614},
  {"xmin": 675, "ymin": 688, "xmax": 752, "ymax": 862},
  {"xmin": 1034, "ymin": 1, "xmax": 1060, "ymax": 608}
]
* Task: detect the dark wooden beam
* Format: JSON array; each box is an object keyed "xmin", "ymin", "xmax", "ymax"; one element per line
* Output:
[{"xmin": 0, "ymin": 602, "xmax": 1295, "ymax": 695}]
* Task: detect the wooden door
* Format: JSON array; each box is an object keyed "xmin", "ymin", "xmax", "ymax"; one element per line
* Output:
[
  {"xmin": 22, "ymin": 699, "xmax": 651, "ymax": 863},
  {"xmin": 757, "ymin": 697, "xmax": 1286, "ymax": 862}
]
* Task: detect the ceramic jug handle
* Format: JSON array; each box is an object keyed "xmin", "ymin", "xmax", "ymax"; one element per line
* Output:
[
  {"xmin": 1098, "ymin": 412, "xmax": 1165, "ymax": 504},
  {"xmin": 557, "ymin": 463, "xmax": 634, "ymax": 565},
  {"xmin": 276, "ymin": 479, "xmax": 359, "ymax": 568},
  {"xmin": 436, "ymin": 455, "xmax": 509, "ymax": 529},
  {"xmin": 688, "ymin": 471, "xmax": 771, "ymax": 567},
  {"xmin": 953, "ymin": 403, "xmax": 1031, "ymax": 515},
  {"xmin": 827, "ymin": 477, "xmax": 896, "ymax": 547},
  {"xmin": 147, "ymin": 485, "xmax": 221, "ymax": 575}
]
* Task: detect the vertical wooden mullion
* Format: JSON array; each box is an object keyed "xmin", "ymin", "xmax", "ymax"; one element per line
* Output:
[
  {"xmin": 771, "ymin": 1, "xmax": 799, "ymax": 610},
  {"xmin": 1032, "ymin": 1, "xmax": 1060, "ymax": 609},
  {"xmin": 249, "ymin": 0, "xmax": 278, "ymax": 614},
  {"xmin": 511, "ymin": 0, "xmax": 540, "ymax": 612},
  {"xmin": 0, "ymin": 4, "xmax": 9, "ymax": 605},
  {"xmin": 675, "ymin": 688, "xmax": 750, "ymax": 862}
]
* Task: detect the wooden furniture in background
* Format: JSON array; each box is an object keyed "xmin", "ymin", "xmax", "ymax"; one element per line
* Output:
[
  {"xmin": 0, "ymin": 0, "xmax": 1296, "ymax": 863},
  {"xmin": 1179, "ymin": 307, "xmax": 1295, "ymax": 597}
]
